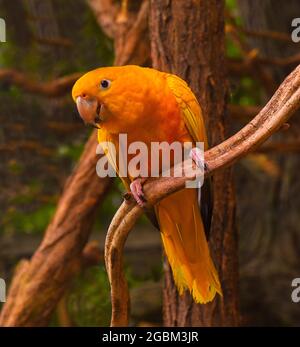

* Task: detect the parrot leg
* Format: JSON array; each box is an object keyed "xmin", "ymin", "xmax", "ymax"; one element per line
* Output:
[{"xmin": 129, "ymin": 178, "xmax": 147, "ymax": 207}]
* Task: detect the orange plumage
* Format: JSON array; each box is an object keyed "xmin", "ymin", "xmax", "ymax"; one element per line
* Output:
[{"xmin": 72, "ymin": 65, "xmax": 222, "ymax": 303}]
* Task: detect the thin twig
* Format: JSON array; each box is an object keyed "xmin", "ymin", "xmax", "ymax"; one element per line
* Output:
[
  {"xmin": 0, "ymin": 69, "xmax": 81, "ymax": 97},
  {"xmin": 225, "ymin": 11, "xmax": 292, "ymax": 43},
  {"xmin": 241, "ymin": 27, "xmax": 292, "ymax": 43},
  {"xmin": 226, "ymin": 24, "xmax": 277, "ymax": 94}
]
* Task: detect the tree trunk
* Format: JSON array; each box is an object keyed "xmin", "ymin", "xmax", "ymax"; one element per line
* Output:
[
  {"xmin": 150, "ymin": 0, "xmax": 239, "ymax": 326},
  {"xmin": 0, "ymin": 132, "xmax": 111, "ymax": 326}
]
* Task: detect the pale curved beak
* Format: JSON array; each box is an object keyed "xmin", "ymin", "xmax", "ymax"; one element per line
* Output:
[{"xmin": 76, "ymin": 96, "xmax": 102, "ymax": 126}]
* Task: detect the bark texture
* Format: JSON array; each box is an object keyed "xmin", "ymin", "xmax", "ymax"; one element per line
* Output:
[{"xmin": 150, "ymin": 0, "xmax": 239, "ymax": 326}]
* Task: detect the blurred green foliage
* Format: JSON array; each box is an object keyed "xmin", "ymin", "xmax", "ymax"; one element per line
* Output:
[
  {"xmin": 66, "ymin": 266, "xmax": 112, "ymax": 327},
  {"xmin": 56, "ymin": 142, "xmax": 85, "ymax": 161},
  {"xmin": 225, "ymin": 0, "xmax": 263, "ymax": 107},
  {"xmin": 2, "ymin": 203, "xmax": 56, "ymax": 234},
  {"xmin": 51, "ymin": 262, "xmax": 162, "ymax": 327}
]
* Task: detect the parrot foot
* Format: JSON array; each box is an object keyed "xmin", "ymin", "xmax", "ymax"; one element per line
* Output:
[
  {"xmin": 189, "ymin": 147, "xmax": 207, "ymax": 172},
  {"xmin": 129, "ymin": 178, "xmax": 147, "ymax": 207},
  {"xmin": 123, "ymin": 192, "xmax": 133, "ymax": 203}
]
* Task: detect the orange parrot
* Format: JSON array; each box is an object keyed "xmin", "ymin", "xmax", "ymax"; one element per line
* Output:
[{"xmin": 72, "ymin": 65, "xmax": 222, "ymax": 303}]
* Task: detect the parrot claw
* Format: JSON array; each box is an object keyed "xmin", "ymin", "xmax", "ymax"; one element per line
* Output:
[
  {"xmin": 189, "ymin": 147, "xmax": 206, "ymax": 172},
  {"xmin": 123, "ymin": 192, "xmax": 133, "ymax": 203},
  {"xmin": 130, "ymin": 178, "xmax": 147, "ymax": 207}
]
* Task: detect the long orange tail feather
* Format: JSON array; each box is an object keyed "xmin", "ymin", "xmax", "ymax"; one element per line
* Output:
[{"xmin": 156, "ymin": 189, "xmax": 222, "ymax": 303}]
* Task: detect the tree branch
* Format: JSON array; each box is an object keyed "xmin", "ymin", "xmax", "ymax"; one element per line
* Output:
[
  {"xmin": 87, "ymin": 0, "xmax": 119, "ymax": 39},
  {"xmin": 105, "ymin": 64, "xmax": 300, "ymax": 326},
  {"xmin": 0, "ymin": 69, "xmax": 81, "ymax": 97},
  {"xmin": 258, "ymin": 53, "xmax": 300, "ymax": 67},
  {"xmin": 114, "ymin": 0, "xmax": 150, "ymax": 66},
  {"xmin": 0, "ymin": 132, "xmax": 112, "ymax": 326},
  {"xmin": 241, "ymin": 27, "xmax": 292, "ymax": 43},
  {"xmin": 226, "ymin": 25, "xmax": 277, "ymax": 94},
  {"xmin": 105, "ymin": 202, "xmax": 142, "ymax": 326}
]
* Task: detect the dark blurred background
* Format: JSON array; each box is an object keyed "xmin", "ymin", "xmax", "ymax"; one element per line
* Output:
[{"xmin": 0, "ymin": 0, "xmax": 300, "ymax": 326}]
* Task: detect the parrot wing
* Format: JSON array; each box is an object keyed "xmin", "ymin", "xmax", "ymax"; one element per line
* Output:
[
  {"xmin": 98, "ymin": 128, "xmax": 160, "ymax": 230},
  {"xmin": 166, "ymin": 74, "xmax": 207, "ymax": 146},
  {"xmin": 166, "ymin": 73, "xmax": 213, "ymax": 236},
  {"xmin": 98, "ymin": 128, "xmax": 130, "ymax": 191}
]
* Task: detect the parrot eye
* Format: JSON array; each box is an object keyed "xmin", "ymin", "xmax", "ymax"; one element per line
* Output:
[{"xmin": 100, "ymin": 79, "xmax": 111, "ymax": 90}]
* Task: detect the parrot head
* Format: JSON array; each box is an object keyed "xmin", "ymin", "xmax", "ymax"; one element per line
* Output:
[{"xmin": 72, "ymin": 65, "xmax": 161, "ymax": 134}]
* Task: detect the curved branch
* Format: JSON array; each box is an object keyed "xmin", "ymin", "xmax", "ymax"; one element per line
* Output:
[
  {"xmin": 0, "ymin": 69, "xmax": 81, "ymax": 97},
  {"xmin": 105, "ymin": 202, "xmax": 142, "ymax": 326},
  {"xmin": 105, "ymin": 64, "xmax": 300, "ymax": 326}
]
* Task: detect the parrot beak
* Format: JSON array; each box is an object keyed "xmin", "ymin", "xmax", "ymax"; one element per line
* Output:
[{"xmin": 76, "ymin": 95, "xmax": 103, "ymax": 128}]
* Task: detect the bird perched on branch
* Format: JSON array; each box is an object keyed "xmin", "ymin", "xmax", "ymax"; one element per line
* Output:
[{"xmin": 72, "ymin": 65, "xmax": 222, "ymax": 303}]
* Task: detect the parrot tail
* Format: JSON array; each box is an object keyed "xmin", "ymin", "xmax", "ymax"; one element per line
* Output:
[{"xmin": 156, "ymin": 189, "xmax": 222, "ymax": 303}]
